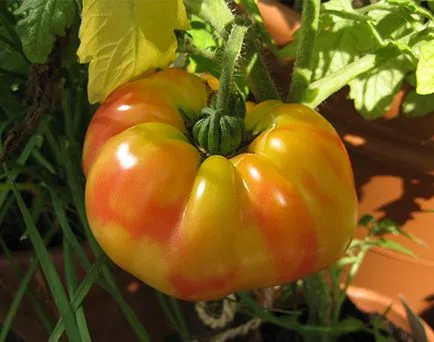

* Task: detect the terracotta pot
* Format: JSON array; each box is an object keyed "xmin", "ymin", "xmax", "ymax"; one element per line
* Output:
[
  {"xmin": 0, "ymin": 244, "xmax": 172, "ymax": 342},
  {"xmin": 347, "ymin": 286, "xmax": 434, "ymax": 341},
  {"xmin": 321, "ymin": 90, "xmax": 434, "ymax": 324},
  {"xmin": 257, "ymin": 0, "xmax": 300, "ymax": 46},
  {"xmin": 257, "ymin": 0, "xmax": 434, "ymax": 328}
]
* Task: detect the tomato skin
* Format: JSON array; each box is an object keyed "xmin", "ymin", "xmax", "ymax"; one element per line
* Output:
[{"xmin": 84, "ymin": 68, "xmax": 357, "ymax": 301}]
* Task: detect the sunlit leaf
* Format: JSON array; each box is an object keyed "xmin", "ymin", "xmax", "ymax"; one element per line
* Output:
[{"xmin": 77, "ymin": 0, "xmax": 190, "ymax": 103}]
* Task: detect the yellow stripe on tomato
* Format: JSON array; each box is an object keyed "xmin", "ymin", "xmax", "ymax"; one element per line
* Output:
[
  {"xmin": 248, "ymin": 114, "xmax": 357, "ymax": 269},
  {"xmin": 168, "ymin": 156, "xmax": 239, "ymax": 301},
  {"xmin": 232, "ymin": 153, "xmax": 319, "ymax": 284}
]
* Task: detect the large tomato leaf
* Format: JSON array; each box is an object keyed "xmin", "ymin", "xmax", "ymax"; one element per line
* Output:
[
  {"xmin": 15, "ymin": 0, "xmax": 76, "ymax": 64},
  {"xmin": 77, "ymin": 0, "xmax": 190, "ymax": 104},
  {"xmin": 416, "ymin": 41, "xmax": 434, "ymax": 95}
]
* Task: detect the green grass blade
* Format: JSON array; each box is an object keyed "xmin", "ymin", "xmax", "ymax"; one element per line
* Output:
[
  {"xmin": 156, "ymin": 292, "xmax": 180, "ymax": 335},
  {"xmin": 169, "ymin": 297, "xmax": 190, "ymax": 340},
  {"xmin": 0, "ymin": 238, "xmax": 54, "ymax": 336},
  {"xmin": 6, "ymin": 167, "xmax": 81, "ymax": 342},
  {"xmin": 63, "ymin": 238, "xmax": 92, "ymax": 342},
  {"xmin": 31, "ymin": 149, "xmax": 57, "ymax": 174},
  {"xmin": 0, "ymin": 190, "xmax": 54, "ymax": 334},
  {"xmin": 48, "ymin": 254, "xmax": 107, "ymax": 341},
  {"xmin": 0, "ymin": 195, "xmax": 15, "ymax": 233},
  {"xmin": 49, "ymin": 189, "xmax": 90, "ymax": 268},
  {"xmin": 0, "ymin": 116, "xmax": 50, "ymax": 209},
  {"xmin": 0, "ymin": 256, "xmax": 40, "ymax": 342}
]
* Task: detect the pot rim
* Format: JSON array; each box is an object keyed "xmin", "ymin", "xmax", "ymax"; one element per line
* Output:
[{"xmin": 347, "ymin": 285, "xmax": 434, "ymax": 341}]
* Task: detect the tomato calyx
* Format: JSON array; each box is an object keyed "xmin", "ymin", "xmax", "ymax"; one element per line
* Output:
[{"xmin": 192, "ymin": 106, "xmax": 244, "ymax": 157}]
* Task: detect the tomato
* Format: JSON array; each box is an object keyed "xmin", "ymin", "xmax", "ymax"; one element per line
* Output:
[{"xmin": 83, "ymin": 68, "xmax": 357, "ymax": 301}]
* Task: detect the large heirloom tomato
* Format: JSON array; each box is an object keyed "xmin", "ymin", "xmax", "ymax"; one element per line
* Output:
[{"xmin": 83, "ymin": 68, "xmax": 357, "ymax": 301}]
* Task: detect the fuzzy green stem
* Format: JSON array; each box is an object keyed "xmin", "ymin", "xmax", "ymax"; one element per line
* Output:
[
  {"xmin": 303, "ymin": 273, "xmax": 334, "ymax": 342},
  {"xmin": 287, "ymin": 0, "xmax": 321, "ymax": 103},
  {"xmin": 215, "ymin": 23, "xmax": 249, "ymax": 114},
  {"xmin": 192, "ymin": 22, "xmax": 248, "ymax": 157},
  {"xmin": 185, "ymin": 0, "xmax": 280, "ymax": 102}
]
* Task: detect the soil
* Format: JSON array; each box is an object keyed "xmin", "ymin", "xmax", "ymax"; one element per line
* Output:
[
  {"xmin": 166, "ymin": 296, "xmax": 414, "ymax": 342},
  {"xmin": 259, "ymin": 297, "xmax": 413, "ymax": 342}
]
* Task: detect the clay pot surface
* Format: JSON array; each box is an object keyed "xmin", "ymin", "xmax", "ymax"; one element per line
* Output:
[
  {"xmin": 347, "ymin": 286, "xmax": 434, "ymax": 341},
  {"xmin": 320, "ymin": 91, "xmax": 434, "ymax": 321},
  {"xmin": 257, "ymin": 0, "xmax": 300, "ymax": 45}
]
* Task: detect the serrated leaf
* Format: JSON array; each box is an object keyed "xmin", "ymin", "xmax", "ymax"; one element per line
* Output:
[
  {"xmin": 408, "ymin": 28, "xmax": 434, "ymax": 59},
  {"xmin": 416, "ymin": 41, "xmax": 434, "ymax": 95},
  {"xmin": 78, "ymin": 0, "xmax": 190, "ymax": 104},
  {"xmin": 388, "ymin": 0, "xmax": 434, "ymax": 21},
  {"xmin": 348, "ymin": 56, "xmax": 412, "ymax": 119},
  {"xmin": 15, "ymin": 0, "xmax": 76, "ymax": 63},
  {"xmin": 402, "ymin": 90, "xmax": 434, "ymax": 117},
  {"xmin": 311, "ymin": 18, "xmax": 376, "ymax": 80},
  {"xmin": 323, "ymin": 0, "xmax": 354, "ymax": 12}
]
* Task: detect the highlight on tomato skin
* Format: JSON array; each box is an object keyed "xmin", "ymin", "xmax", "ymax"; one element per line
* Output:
[{"xmin": 83, "ymin": 67, "xmax": 358, "ymax": 301}]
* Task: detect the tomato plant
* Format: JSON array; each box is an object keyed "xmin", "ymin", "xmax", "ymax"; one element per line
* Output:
[{"xmin": 1, "ymin": 0, "xmax": 433, "ymax": 340}]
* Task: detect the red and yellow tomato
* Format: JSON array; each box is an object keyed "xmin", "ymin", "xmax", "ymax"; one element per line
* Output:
[{"xmin": 83, "ymin": 68, "xmax": 358, "ymax": 301}]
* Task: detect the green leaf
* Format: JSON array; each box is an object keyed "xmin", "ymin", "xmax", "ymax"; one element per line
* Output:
[
  {"xmin": 0, "ymin": 23, "xmax": 29, "ymax": 78},
  {"xmin": 15, "ymin": 0, "xmax": 76, "ymax": 63},
  {"xmin": 402, "ymin": 90, "xmax": 434, "ymax": 117},
  {"xmin": 63, "ymin": 239, "xmax": 92, "ymax": 342},
  {"xmin": 323, "ymin": 0, "xmax": 354, "ymax": 12},
  {"xmin": 399, "ymin": 295, "xmax": 428, "ymax": 342},
  {"xmin": 370, "ymin": 316, "xmax": 396, "ymax": 342},
  {"xmin": 48, "ymin": 254, "xmax": 108, "ymax": 341},
  {"xmin": 77, "ymin": 0, "xmax": 190, "ymax": 104},
  {"xmin": 416, "ymin": 41, "xmax": 434, "ymax": 95},
  {"xmin": 373, "ymin": 239, "xmax": 416, "ymax": 257},
  {"xmin": 388, "ymin": 0, "xmax": 434, "ymax": 21},
  {"xmin": 374, "ymin": 7, "xmax": 425, "ymax": 40},
  {"xmin": 186, "ymin": 15, "xmax": 219, "ymax": 76},
  {"xmin": 348, "ymin": 55, "xmax": 412, "ymax": 119},
  {"xmin": 359, "ymin": 214, "xmax": 376, "ymax": 227},
  {"xmin": 311, "ymin": 10, "xmax": 377, "ymax": 80},
  {"xmin": 187, "ymin": 16, "xmax": 217, "ymax": 51}
]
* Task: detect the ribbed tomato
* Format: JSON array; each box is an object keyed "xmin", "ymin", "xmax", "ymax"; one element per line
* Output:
[{"xmin": 83, "ymin": 68, "xmax": 357, "ymax": 301}]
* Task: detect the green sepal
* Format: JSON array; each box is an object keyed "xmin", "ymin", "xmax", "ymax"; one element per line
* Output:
[{"xmin": 192, "ymin": 107, "xmax": 243, "ymax": 156}]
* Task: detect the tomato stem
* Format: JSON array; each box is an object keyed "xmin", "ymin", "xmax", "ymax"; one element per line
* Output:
[
  {"xmin": 215, "ymin": 23, "xmax": 249, "ymax": 115},
  {"xmin": 287, "ymin": 0, "xmax": 321, "ymax": 103}
]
